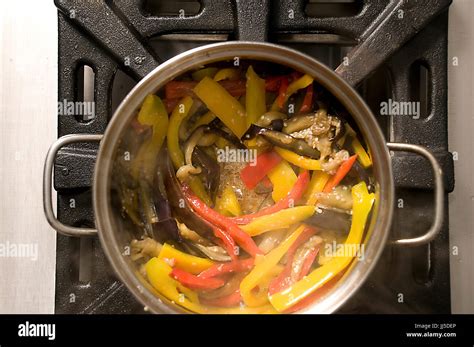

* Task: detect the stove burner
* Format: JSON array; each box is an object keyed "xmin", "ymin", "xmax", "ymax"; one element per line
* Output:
[{"xmin": 54, "ymin": 0, "xmax": 453, "ymax": 313}]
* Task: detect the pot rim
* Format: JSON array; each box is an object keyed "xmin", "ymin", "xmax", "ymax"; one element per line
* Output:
[{"xmin": 94, "ymin": 41, "xmax": 394, "ymax": 314}]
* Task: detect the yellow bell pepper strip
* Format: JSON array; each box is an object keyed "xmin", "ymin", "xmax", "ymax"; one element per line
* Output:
[
  {"xmin": 215, "ymin": 136, "xmax": 229, "ymax": 149},
  {"xmin": 192, "ymin": 67, "xmax": 218, "ymax": 81},
  {"xmin": 167, "ymin": 96, "xmax": 193, "ymax": 169},
  {"xmin": 241, "ymin": 206, "xmax": 315, "ymax": 236},
  {"xmin": 351, "ymin": 137, "xmax": 372, "ymax": 168},
  {"xmin": 267, "ymin": 159, "xmax": 297, "ymax": 201},
  {"xmin": 304, "ymin": 171, "xmax": 331, "ymax": 205},
  {"xmin": 231, "ymin": 170, "xmax": 310, "ymax": 224},
  {"xmin": 193, "ymin": 77, "xmax": 248, "ymax": 138},
  {"xmin": 214, "ymin": 68, "xmax": 240, "ymax": 82},
  {"xmin": 271, "ymin": 74, "xmax": 314, "ymax": 111},
  {"xmin": 323, "ymin": 154, "xmax": 358, "ymax": 193},
  {"xmin": 245, "ymin": 66, "xmax": 267, "ymax": 126},
  {"xmin": 239, "ymin": 94, "xmax": 246, "ymax": 108},
  {"xmin": 146, "ymin": 257, "xmax": 276, "ymax": 314},
  {"xmin": 284, "ymin": 74, "xmax": 314, "ymax": 104},
  {"xmin": 177, "ymin": 283, "xmax": 199, "ymax": 304},
  {"xmin": 268, "ymin": 181, "xmax": 375, "ymax": 312},
  {"xmin": 243, "ymin": 137, "xmax": 258, "ymax": 149},
  {"xmin": 241, "ymin": 264, "xmax": 284, "ymax": 307},
  {"xmin": 240, "ymin": 225, "xmax": 307, "ymax": 307},
  {"xmin": 340, "ymin": 123, "xmax": 369, "ymax": 168},
  {"xmin": 167, "ymin": 96, "xmax": 211, "ymax": 205},
  {"xmin": 283, "ymin": 272, "xmax": 343, "ymax": 313},
  {"xmin": 189, "ymin": 110, "xmax": 216, "ymax": 133},
  {"xmin": 317, "ymin": 230, "xmax": 345, "ymax": 266},
  {"xmin": 145, "ymin": 257, "xmax": 202, "ymax": 312},
  {"xmin": 274, "ymin": 147, "xmax": 322, "ymax": 171},
  {"xmin": 158, "ymin": 243, "xmax": 214, "ymax": 275},
  {"xmin": 132, "ymin": 94, "xmax": 169, "ymax": 181},
  {"xmin": 215, "ymin": 186, "xmax": 242, "ymax": 216},
  {"xmin": 137, "ymin": 94, "xmax": 167, "ymax": 135}
]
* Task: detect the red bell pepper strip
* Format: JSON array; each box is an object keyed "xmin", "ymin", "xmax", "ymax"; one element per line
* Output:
[
  {"xmin": 170, "ymin": 268, "xmax": 225, "ymax": 290},
  {"xmin": 181, "ymin": 184, "xmax": 262, "ymax": 257},
  {"xmin": 165, "ymin": 81, "xmax": 196, "ymax": 100},
  {"xmin": 289, "ymin": 71, "xmax": 303, "ymax": 82},
  {"xmin": 276, "ymin": 77, "xmax": 289, "ymax": 109},
  {"xmin": 268, "ymin": 226, "xmax": 317, "ymax": 295},
  {"xmin": 213, "ymin": 227, "xmax": 238, "ymax": 261},
  {"xmin": 165, "ymin": 80, "xmax": 246, "ymax": 100},
  {"xmin": 299, "ymin": 84, "xmax": 314, "ymax": 113},
  {"xmin": 240, "ymin": 151, "xmax": 282, "ymax": 189},
  {"xmin": 198, "ymin": 258, "xmax": 254, "ymax": 279},
  {"xmin": 201, "ymin": 290, "xmax": 242, "ymax": 307},
  {"xmin": 323, "ymin": 154, "xmax": 358, "ymax": 193},
  {"xmin": 231, "ymin": 170, "xmax": 310, "ymax": 225},
  {"xmin": 265, "ymin": 72, "xmax": 302, "ymax": 93},
  {"xmin": 217, "ymin": 80, "xmax": 246, "ymax": 98},
  {"xmin": 164, "ymin": 98, "xmax": 180, "ymax": 113},
  {"xmin": 265, "ymin": 76, "xmax": 285, "ymax": 92},
  {"xmin": 261, "ymin": 176, "xmax": 273, "ymax": 189},
  {"xmin": 297, "ymin": 246, "xmax": 320, "ymax": 281}
]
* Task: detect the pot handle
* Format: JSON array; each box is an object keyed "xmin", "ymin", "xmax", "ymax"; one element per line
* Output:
[
  {"xmin": 386, "ymin": 143, "xmax": 444, "ymax": 247},
  {"xmin": 43, "ymin": 134, "xmax": 103, "ymax": 237}
]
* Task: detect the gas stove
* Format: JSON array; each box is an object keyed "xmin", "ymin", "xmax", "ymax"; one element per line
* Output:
[{"xmin": 53, "ymin": 0, "xmax": 454, "ymax": 313}]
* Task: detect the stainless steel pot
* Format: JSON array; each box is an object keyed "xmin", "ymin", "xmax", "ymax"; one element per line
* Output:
[{"xmin": 43, "ymin": 42, "xmax": 444, "ymax": 313}]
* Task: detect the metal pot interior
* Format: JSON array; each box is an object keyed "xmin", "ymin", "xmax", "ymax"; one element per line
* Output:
[{"xmin": 93, "ymin": 42, "xmax": 394, "ymax": 314}]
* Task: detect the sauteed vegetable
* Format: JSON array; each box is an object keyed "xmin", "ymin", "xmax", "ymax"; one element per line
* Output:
[{"xmin": 113, "ymin": 61, "xmax": 375, "ymax": 313}]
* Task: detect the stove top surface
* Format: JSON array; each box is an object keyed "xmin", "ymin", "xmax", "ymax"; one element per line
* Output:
[{"xmin": 53, "ymin": 0, "xmax": 453, "ymax": 314}]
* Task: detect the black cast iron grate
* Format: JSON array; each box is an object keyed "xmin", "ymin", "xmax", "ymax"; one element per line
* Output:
[{"xmin": 53, "ymin": 0, "xmax": 454, "ymax": 314}]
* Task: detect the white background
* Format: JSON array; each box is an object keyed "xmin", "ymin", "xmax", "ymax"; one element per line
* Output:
[{"xmin": 0, "ymin": 0, "xmax": 472, "ymax": 313}]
